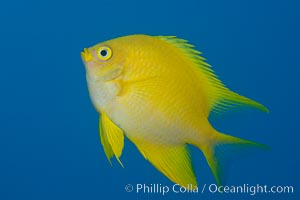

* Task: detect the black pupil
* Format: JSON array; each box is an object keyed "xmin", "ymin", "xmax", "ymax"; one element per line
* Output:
[{"xmin": 100, "ymin": 49, "xmax": 108, "ymax": 57}]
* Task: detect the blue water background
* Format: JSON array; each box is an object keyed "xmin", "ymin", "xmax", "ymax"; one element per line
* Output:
[{"xmin": 0, "ymin": 0, "xmax": 299, "ymax": 199}]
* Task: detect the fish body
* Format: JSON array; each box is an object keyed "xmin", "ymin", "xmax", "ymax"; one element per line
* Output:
[{"xmin": 81, "ymin": 34, "xmax": 268, "ymax": 186}]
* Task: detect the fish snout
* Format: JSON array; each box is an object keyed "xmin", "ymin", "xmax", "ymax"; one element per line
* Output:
[{"xmin": 81, "ymin": 48, "xmax": 94, "ymax": 63}]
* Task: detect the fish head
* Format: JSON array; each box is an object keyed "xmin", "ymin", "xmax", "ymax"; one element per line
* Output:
[
  {"xmin": 81, "ymin": 35, "xmax": 164, "ymax": 110},
  {"xmin": 81, "ymin": 38, "xmax": 131, "ymax": 111},
  {"xmin": 81, "ymin": 40, "xmax": 127, "ymax": 82}
]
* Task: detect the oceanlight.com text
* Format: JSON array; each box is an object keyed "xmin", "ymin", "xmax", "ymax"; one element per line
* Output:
[
  {"xmin": 207, "ymin": 184, "xmax": 293, "ymax": 195},
  {"xmin": 124, "ymin": 183, "xmax": 294, "ymax": 196}
]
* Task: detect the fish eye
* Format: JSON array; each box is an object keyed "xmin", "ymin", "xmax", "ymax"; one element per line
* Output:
[{"xmin": 97, "ymin": 46, "xmax": 112, "ymax": 61}]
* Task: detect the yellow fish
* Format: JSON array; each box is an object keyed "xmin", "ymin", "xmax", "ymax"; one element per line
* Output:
[{"xmin": 81, "ymin": 34, "xmax": 268, "ymax": 187}]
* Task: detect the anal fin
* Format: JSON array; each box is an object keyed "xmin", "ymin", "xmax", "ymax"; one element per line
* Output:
[{"xmin": 133, "ymin": 141, "xmax": 197, "ymax": 187}]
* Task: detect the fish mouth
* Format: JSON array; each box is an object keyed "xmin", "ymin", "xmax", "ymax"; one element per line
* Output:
[{"xmin": 81, "ymin": 48, "xmax": 94, "ymax": 62}]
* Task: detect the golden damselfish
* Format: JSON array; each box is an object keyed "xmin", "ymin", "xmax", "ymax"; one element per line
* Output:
[{"xmin": 81, "ymin": 34, "xmax": 268, "ymax": 187}]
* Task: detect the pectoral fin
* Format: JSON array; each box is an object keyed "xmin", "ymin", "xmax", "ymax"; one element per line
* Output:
[
  {"xmin": 99, "ymin": 112, "xmax": 124, "ymax": 167},
  {"xmin": 133, "ymin": 140, "xmax": 197, "ymax": 187}
]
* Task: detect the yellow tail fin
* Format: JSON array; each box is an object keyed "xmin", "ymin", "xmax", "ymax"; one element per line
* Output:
[{"xmin": 201, "ymin": 131, "xmax": 269, "ymax": 185}]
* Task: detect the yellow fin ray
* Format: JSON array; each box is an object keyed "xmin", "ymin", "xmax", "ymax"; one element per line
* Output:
[
  {"xmin": 132, "ymin": 140, "xmax": 197, "ymax": 187},
  {"xmin": 99, "ymin": 112, "xmax": 124, "ymax": 167},
  {"xmin": 201, "ymin": 131, "xmax": 269, "ymax": 185},
  {"xmin": 212, "ymin": 90, "xmax": 269, "ymax": 113},
  {"xmin": 156, "ymin": 36, "xmax": 268, "ymax": 114},
  {"xmin": 99, "ymin": 116, "xmax": 114, "ymax": 164}
]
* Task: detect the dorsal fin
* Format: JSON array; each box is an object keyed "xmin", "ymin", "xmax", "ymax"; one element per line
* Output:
[{"xmin": 156, "ymin": 36, "xmax": 268, "ymax": 114}]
